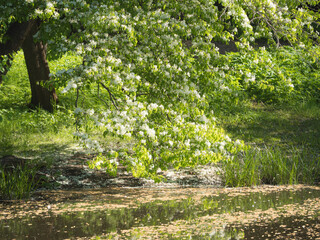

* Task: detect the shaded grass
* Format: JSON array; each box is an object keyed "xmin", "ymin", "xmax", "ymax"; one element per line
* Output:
[{"xmin": 218, "ymin": 101, "xmax": 320, "ymax": 149}]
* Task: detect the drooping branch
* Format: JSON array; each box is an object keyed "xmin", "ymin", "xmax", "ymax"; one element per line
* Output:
[{"xmin": 75, "ymin": 88, "xmax": 80, "ymax": 108}]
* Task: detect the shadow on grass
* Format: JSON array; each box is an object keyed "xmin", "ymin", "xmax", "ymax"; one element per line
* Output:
[
  {"xmin": 220, "ymin": 102, "xmax": 320, "ymax": 153},
  {"xmin": 0, "ymin": 142, "xmax": 81, "ymax": 166}
]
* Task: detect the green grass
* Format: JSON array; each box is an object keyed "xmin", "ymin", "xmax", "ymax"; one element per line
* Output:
[{"xmin": 218, "ymin": 100, "xmax": 320, "ymax": 151}]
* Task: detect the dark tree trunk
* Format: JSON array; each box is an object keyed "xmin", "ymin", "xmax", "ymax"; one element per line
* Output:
[
  {"xmin": 0, "ymin": 20, "xmax": 58, "ymax": 112},
  {"xmin": 0, "ymin": 21, "xmax": 36, "ymax": 56},
  {"xmin": 21, "ymin": 22, "xmax": 57, "ymax": 112},
  {"xmin": 0, "ymin": 21, "xmax": 36, "ymax": 85}
]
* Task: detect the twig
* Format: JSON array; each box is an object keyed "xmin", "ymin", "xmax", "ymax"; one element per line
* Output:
[
  {"xmin": 100, "ymin": 82, "xmax": 119, "ymax": 110},
  {"xmin": 136, "ymin": 92, "xmax": 149, "ymax": 97},
  {"xmin": 97, "ymin": 83, "xmax": 110, "ymax": 107},
  {"xmin": 75, "ymin": 88, "xmax": 79, "ymax": 108},
  {"xmin": 219, "ymin": 7, "xmax": 228, "ymax": 22}
]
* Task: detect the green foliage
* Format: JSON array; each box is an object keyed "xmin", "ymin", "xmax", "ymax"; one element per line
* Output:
[
  {"xmin": 1, "ymin": 39, "xmax": 319, "ymax": 187},
  {"xmin": 0, "ymin": 164, "xmax": 39, "ymax": 200},
  {"xmin": 88, "ymin": 153, "xmax": 118, "ymax": 177},
  {"xmin": 272, "ymin": 46, "xmax": 320, "ymax": 102},
  {"xmin": 0, "ymin": 55, "xmax": 12, "ymax": 73},
  {"xmin": 225, "ymin": 48, "xmax": 295, "ymax": 103},
  {"xmin": 219, "ymin": 46, "xmax": 320, "ymax": 104}
]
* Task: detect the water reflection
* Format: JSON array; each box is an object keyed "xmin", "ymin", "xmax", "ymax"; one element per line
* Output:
[{"xmin": 1, "ymin": 187, "xmax": 320, "ymax": 239}]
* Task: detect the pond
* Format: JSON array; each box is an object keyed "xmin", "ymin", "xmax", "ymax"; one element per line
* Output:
[{"xmin": 1, "ymin": 185, "xmax": 320, "ymax": 239}]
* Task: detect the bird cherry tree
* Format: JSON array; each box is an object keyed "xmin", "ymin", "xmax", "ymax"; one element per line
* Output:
[{"xmin": 1, "ymin": 0, "xmax": 319, "ymax": 179}]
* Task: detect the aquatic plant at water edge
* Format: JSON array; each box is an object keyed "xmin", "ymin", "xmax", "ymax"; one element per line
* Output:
[
  {"xmin": 0, "ymin": 165, "xmax": 39, "ymax": 200},
  {"xmin": 222, "ymin": 146, "xmax": 320, "ymax": 187}
]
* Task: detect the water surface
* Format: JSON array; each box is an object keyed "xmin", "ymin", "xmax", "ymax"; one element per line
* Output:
[{"xmin": 1, "ymin": 185, "xmax": 320, "ymax": 239}]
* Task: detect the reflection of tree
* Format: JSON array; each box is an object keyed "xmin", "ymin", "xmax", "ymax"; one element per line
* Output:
[{"xmin": 0, "ymin": 188, "xmax": 314, "ymax": 239}]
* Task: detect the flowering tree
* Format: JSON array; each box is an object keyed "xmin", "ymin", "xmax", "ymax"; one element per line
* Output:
[{"xmin": 1, "ymin": 0, "xmax": 319, "ymax": 178}]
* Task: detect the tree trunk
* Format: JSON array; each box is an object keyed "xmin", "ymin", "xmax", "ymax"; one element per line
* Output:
[{"xmin": 21, "ymin": 22, "xmax": 57, "ymax": 112}]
